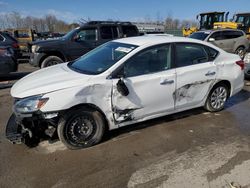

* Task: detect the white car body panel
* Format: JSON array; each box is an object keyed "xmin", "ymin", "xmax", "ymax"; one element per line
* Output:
[
  {"xmin": 112, "ymin": 69, "xmax": 176, "ymax": 122},
  {"xmin": 175, "ymin": 61, "xmax": 217, "ymax": 109},
  {"xmin": 10, "ymin": 36, "xmax": 244, "ymax": 130},
  {"xmin": 11, "ymin": 63, "xmax": 92, "ymax": 98}
]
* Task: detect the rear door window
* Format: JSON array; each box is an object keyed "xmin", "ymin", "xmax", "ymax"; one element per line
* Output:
[
  {"xmin": 122, "ymin": 26, "xmax": 138, "ymax": 37},
  {"xmin": 124, "ymin": 44, "xmax": 171, "ymax": 77},
  {"xmin": 100, "ymin": 26, "xmax": 113, "ymax": 39},
  {"xmin": 112, "ymin": 26, "xmax": 119, "ymax": 38},
  {"xmin": 100, "ymin": 26, "xmax": 119, "ymax": 39},
  {"xmin": 175, "ymin": 43, "xmax": 209, "ymax": 67}
]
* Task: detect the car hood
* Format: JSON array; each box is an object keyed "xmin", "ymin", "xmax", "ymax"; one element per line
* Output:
[
  {"xmin": 31, "ymin": 38, "xmax": 63, "ymax": 46},
  {"xmin": 11, "ymin": 63, "xmax": 92, "ymax": 98}
]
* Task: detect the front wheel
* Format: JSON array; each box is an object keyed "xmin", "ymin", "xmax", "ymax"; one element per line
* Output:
[
  {"xmin": 57, "ymin": 108, "xmax": 105, "ymax": 149},
  {"xmin": 245, "ymin": 67, "xmax": 250, "ymax": 80},
  {"xmin": 41, "ymin": 56, "xmax": 63, "ymax": 68},
  {"xmin": 204, "ymin": 83, "xmax": 229, "ymax": 112}
]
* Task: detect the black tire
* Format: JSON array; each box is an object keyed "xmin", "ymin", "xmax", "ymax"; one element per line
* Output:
[
  {"xmin": 245, "ymin": 68, "xmax": 250, "ymax": 80},
  {"xmin": 204, "ymin": 83, "xmax": 229, "ymax": 112},
  {"xmin": 41, "ymin": 56, "xmax": 63, "ymax": 68},
  {"xmin": 235, "ymin": 46, "xmax": 246, "ymax": 60},
  {"xmin": 57, "ymin": 108, "xmax": 105, "ymax": 149}
]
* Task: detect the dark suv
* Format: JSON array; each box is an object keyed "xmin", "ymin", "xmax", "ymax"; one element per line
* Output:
[
  {"xmin": 29, "ymin": 21, "xmax": 139, "ymax": 68},
  {"xmin": 0, "ymin": 32, "xmax": 21, "ymax": 59}
]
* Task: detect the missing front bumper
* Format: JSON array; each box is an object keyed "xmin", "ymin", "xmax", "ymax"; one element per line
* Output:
[
  {"xmin": 5, "ymin": 112, "xmax": 59, "ymax": 147},
  {"xmin": 5, "ymin": 114, "xmax": 23, "ymax": 144}
]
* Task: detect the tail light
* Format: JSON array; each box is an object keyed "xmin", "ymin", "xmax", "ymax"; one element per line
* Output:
[
  {"xmin": 236, "ymin": 60, "xmax": 245, "ymax": 70},
  {"xmin": 12, "ymin": 42, "xmax": 19, "ymax": 49}
]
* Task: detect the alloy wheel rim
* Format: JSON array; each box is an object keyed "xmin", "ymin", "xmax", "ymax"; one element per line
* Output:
[
  {"xmin": 210, "ymin": 87, "xmax": 227, "ymax": 109},
  {"xmin": 237, "ymin": 49, "xmax": 245, "ymax": 59},
  {"xmin": 247, "ymin": 69, "xmax": 250, "ymax": 75}
]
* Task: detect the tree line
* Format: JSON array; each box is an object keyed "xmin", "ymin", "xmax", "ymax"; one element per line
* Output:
[
  {"xmin": 0, "ymin": 11, "xmax": 197, "ymax": 33},
  {"xmin": 0, "ymin": 12, "xmax": 77, "ymax": 33},
  {"xmin": 164, "ymin": 16, "xmax": 197, "ymax": 30}
]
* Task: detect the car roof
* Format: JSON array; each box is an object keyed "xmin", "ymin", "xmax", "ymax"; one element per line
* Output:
[
  {"xmin": 79, "ymin": 21, "xmax": 136, "ymax": 28},
  {"xmin": 197, "ymin": 29, "xmax": 244, "ymax": 34},
  {"xmin": 199, "ymin": 11, "xmax": 225, "ymax": 15},
  {"xmin": 236, "ymin": 12, "xmax": 250, "ymax": 16},
  {"xmin": 113, "ymin": 36, "xmax": 214, "ymax": 47}
]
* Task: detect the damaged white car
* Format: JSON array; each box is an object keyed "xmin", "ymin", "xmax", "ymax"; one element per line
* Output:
[{"xmin": 6, "ymin": 36, "xmax": 244, "ymax": 149}]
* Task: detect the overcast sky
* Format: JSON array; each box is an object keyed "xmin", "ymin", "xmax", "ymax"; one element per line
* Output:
[{"xmin": 0, "ymin": 0, "xmax": 250, "ymax": 23}]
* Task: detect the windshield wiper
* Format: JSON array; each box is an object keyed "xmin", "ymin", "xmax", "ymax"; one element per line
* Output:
[{"xmin": 67, "ymin": 62, "xmax": 98, "ymax": 75}]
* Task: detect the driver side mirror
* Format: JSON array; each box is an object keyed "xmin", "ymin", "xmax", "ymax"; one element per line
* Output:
[
  {"xmin": 72, "ymin": 35, "xmax": 80, "ymax": 42},
  {"xmin": 73, "ymin": 34, "xmax": 84, "ymax": 42},
  {"xmin": 116, "ymin": 78, "xmax": 129, "ymax": 96},
  {"xmin": 115, "ymin": 70, "xmax": 129, "ymax": 96},
  {"xmin": 208, "ymin": 38, "xmax": 215, "ymax": 42}
]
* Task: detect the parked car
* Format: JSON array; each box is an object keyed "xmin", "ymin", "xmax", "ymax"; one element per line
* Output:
[
  {"xmin": 29, "ymin": 21, "xmax": 139, "ymax": 68},
  {"xmin": 4, "ymin": 29, "xmax": 35, "ymax": 52},
  {"xmin": 189, "ymin": 29, "xmax": 249, "ymax": 59},
  {"xmin": 6, "ymin": 36, "xmax": 244, "ymax": 149},
  {"xmin": 0, "ymin": 46, "xmax": 18, "ymax": 74},
  {"xmin": 0, "ymin": 31, "xmax": 21, "ymax": 59},
  {"xmin": 244, "ymin": 53, "xmax": 250, "ymax": 79}
]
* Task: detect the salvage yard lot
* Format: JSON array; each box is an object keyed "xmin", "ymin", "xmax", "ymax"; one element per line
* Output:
[{"xmin": 1, "ymin": 64, "xmax": 250, "ymax": 188}]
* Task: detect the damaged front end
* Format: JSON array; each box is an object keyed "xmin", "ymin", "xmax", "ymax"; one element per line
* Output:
[{"xmin": 5, "ymin": 96, "xmax": 59, "ymax": 146}]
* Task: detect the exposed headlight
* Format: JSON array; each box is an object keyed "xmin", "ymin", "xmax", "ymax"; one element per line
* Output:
[
  {"xmin": 14, "ymin": 95, "xmax": 49, "ymax": 114},
  {"xmin": 31, "ymin": 45, "xmax": 38, "ymax": 53}
]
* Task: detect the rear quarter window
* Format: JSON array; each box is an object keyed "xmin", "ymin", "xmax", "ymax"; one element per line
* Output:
[{"xmin": 206, "ymin": 47, "xmax": 219, "ymax": 61}]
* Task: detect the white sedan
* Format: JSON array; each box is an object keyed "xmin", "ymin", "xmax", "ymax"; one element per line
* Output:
[{"xmin": 6, "ymin": 36, "xmax": 244, "ymax": 149}]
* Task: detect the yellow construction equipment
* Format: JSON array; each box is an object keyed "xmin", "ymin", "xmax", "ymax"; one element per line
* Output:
[
  {"xmin": 3, "ymin": 28, "xmax": 35, "ymax": 52},
  {"xmin": 214, "ymin": 13, "xmax": 250, "ymax": 39},
  {"xmin": 183, "ymin": 12, "xmax": 229, "ymax": 37}
]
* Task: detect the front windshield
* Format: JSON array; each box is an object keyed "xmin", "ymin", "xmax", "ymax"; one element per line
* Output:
[
  {"xmin": 62, "ymin": 28, "xmax": 78, "ymax": 39},
  {"xmin": 68, "ymin": 42, "xmax": 138, "ymax": 75},
  {"xmin": 189, "ymin": 32, "xmax": 210, "ymax": 41}
]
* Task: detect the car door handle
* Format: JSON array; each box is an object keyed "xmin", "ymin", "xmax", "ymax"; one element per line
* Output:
[
  {"xmin": 160, "ymin": 79, "xmax": 174, "ymax": 85},
  {"xmin": 205, "ymin": 71, "xmax": 216, "ymax": 76}
]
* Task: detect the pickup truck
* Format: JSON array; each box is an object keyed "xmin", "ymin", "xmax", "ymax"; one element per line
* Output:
[{"xmin": 29, "ymin": 21, "xmax": 139, "ymax": 68}]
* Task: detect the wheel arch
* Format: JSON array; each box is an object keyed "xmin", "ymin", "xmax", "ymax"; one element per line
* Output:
[
  {"xmin": 212, "ymin": 80, "xmax": 231, "ymax": 98},
  {"xmin": 39, "ymin": 51, "xmax": 66, "ymax": 67},
  {"xmin": 64, "ymin": 103, "xmax": 110, "ymax": 132},
  {"xmin": 234, "ymin": 45, "xmax": 246, "ymax": 53}
]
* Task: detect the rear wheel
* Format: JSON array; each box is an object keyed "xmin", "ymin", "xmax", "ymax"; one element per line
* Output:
[
  {"xmin": 245, "ymin": 68, "xmax": 250, "ymax": 80},
  {"xmin": 204, "ymin": 83, "xmax": 229, "ymax": 112},
  {"xmin": 235, "ymin": 46, "xmax": 246, "ymax": 60},
  {"xmin": 41, "ymin": 56, "xmax": 63, "ymax": 68},
  {"xmin": 57, "ymin": 108, "xmax": 105, "ymax": 149}
]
